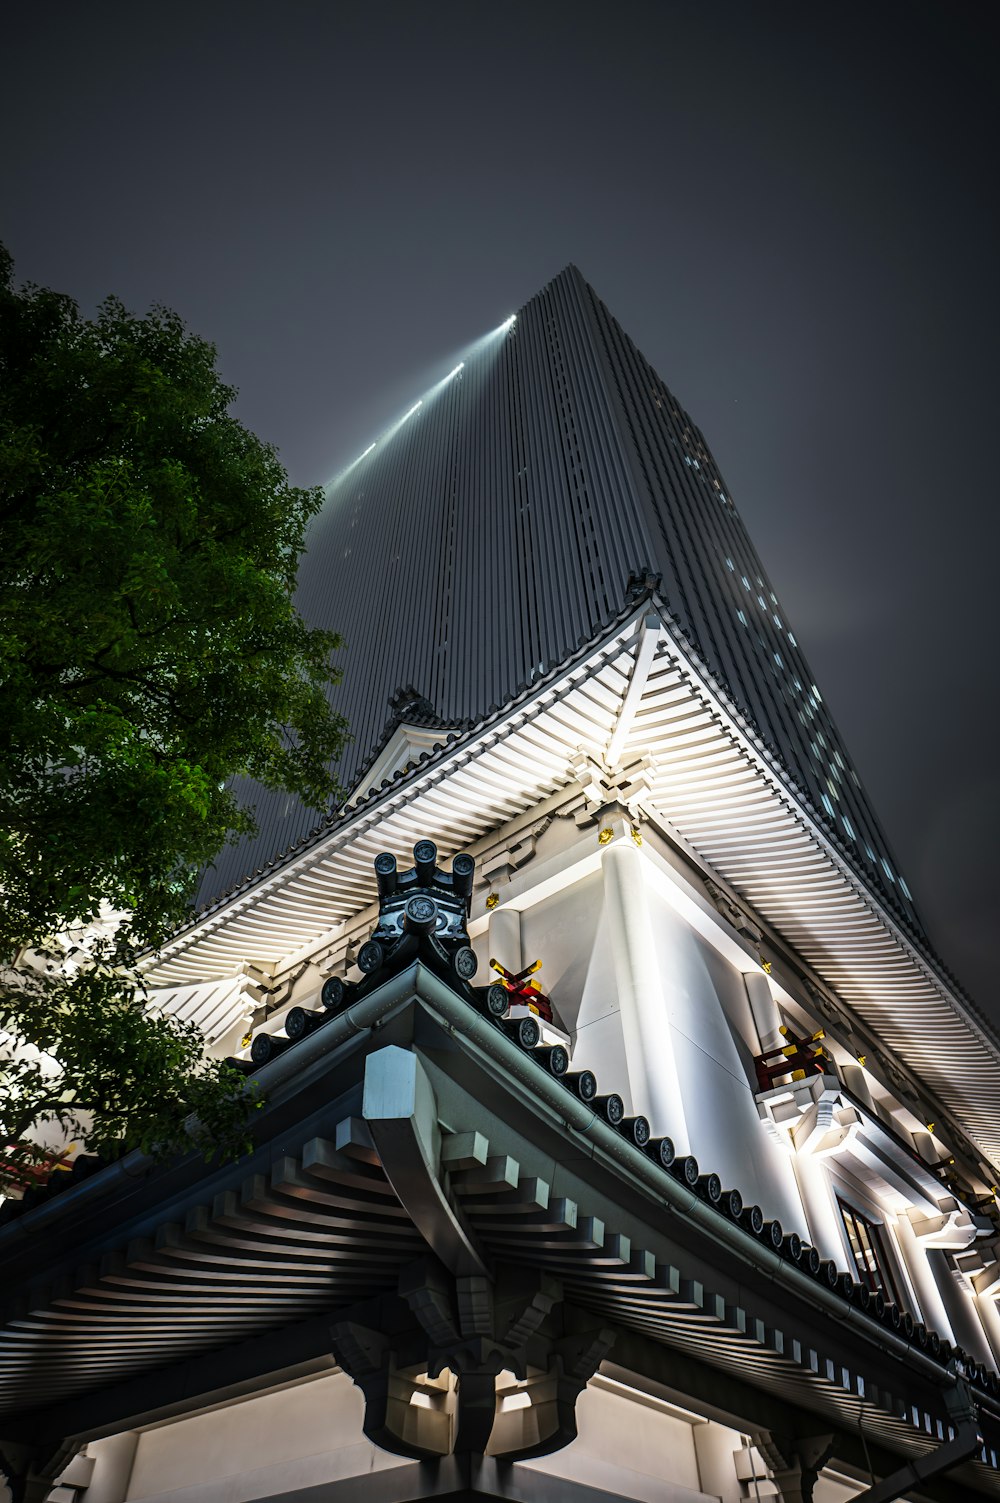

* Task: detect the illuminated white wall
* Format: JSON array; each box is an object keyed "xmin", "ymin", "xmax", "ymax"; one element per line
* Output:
[
  {"xmin": 121, "ymin": 1373, "xmax": 406, "ymax": 1503},
  {"xmin": 88, "ymin": 1369, "xmax": 759, "ymax": 1503},
  {"xmin": 645, "ymin": 889, "xmax": 803, "ymax": 1224},
  {"xmin": 479, "ymin": 822, "xmax": 806, "ymax": 1227},
  {"xmin": 519, "ymin": 869, "xmax": 633, "ymax": 1099}
]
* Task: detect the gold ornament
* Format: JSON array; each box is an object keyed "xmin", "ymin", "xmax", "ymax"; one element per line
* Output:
[
  {"xmin": 598, "ymin": 828, "xmax": 613, "ymax": 845},
  {"xmin": 486, "ymin": 893, "xmax": 499, "ymax": 910}
]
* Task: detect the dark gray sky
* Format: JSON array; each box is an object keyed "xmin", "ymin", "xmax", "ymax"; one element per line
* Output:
[{"xmin": 3, "ymin": 1, "xmax": 997, "ymax": 1012}]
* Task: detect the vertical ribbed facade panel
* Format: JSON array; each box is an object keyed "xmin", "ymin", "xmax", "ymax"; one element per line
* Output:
[{"xmin": 198, "ymin": 267, "xmax": 920, "ymax": 938}]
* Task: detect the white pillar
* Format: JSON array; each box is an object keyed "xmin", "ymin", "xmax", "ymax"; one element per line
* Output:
[
  {"xmin": 841, "ymin": 1063, "xmax": 875, "ymax": 1112},
  {"xmin": 599, "ymin": 819, "xmax": 688, "ymax": 1148},
  {"xmin": 975, "ymin": 1292, "xmax": 1000, "ymax": 1369},
  {"xmin": 693, "ymin": 1421, "xmax": 743, "ymax": 1503},
  {"xmin": 744, "ymin": 970, "xmax": 782, "ymax": 1054},
  {"xmin": 927, "ymin": 1247, "xmax": 994, "ymax": 1364},
  {"xmin": 791, "ymin": 1153, "xmax": 851, "ymax": 1262},
  {"xmin": 487, "ymin": 905, "xmax": 522, "ymax": 974},
  {"xmin": 894, "ymin": 1218, "xmax": 956, "ymax": 1342}
]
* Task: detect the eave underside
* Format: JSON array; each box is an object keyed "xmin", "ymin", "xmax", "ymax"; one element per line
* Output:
[{"xmin": 3, "ymin": 973, "xmax": 998, "ymax": 1493}]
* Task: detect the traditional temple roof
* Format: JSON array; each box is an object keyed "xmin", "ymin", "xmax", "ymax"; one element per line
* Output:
[{"xmin": 139, "ymin": 593, "xmax": 1000, "ymax": 1182}]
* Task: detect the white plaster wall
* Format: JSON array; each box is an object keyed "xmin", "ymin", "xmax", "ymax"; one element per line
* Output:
[
  {"xmin": 125, "ymin": 1373, "xmax": 406, "ymax": 1503},
  {"xmin": 519, "ymin": 1383, "xmax": 713, "ymax": 1502},
  {"xmin": 520, "ymin": 873, "xmax": 632, "ymax": 1105},
  {"xmin": 646, "ymin": 893, "xmax": 802, "ymax": 1226},
  {"xmin": 497, "ymin": 855, "xmax": 803, "ymax": 1225},
  {"xmin": 927, "ymin": 1249, "xmax": 995, "ymax": 1366}
]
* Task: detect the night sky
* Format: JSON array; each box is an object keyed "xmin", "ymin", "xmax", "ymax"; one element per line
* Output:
[{"xmin": 3, "ymin": 2, "xmax": 997, "ymax": 1014}]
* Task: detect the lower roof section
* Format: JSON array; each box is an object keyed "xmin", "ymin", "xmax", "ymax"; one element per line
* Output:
[{"xmin": 3, "ymin": 965, "xmax": 999, "ymax": 1496}]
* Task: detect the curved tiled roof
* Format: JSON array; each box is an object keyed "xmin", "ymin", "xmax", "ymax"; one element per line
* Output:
[{"xmin": 2, "ymin": 953, "xmax": 998, "ymax": 1495}]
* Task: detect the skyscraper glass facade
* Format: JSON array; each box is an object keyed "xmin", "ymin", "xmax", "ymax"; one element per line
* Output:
[{"xmin": 200, "ymin": 266, "xmax": 919, "ymax": 934}]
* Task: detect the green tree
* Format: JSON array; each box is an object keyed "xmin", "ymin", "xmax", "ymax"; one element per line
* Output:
[{"xmin": 0, "ymin": 245, "xmax": 349, "ymax": 1187}]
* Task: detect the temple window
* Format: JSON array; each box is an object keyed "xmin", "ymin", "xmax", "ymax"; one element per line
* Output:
[{"xmin": 838, "ymin": 1197, "xmax": 903, "ymax": 1306}]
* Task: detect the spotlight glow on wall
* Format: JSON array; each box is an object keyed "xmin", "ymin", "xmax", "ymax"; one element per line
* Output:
[
  {"xmin": 325, "ymin": 312, "xmax": 516, "ymax": 495},
  {"xmin": 327, "ymin": 439, "xmax": 377, "ymax": 490}
]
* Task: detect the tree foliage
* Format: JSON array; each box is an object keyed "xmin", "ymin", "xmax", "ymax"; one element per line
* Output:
[
  {"xmin": 0, "ymin": 243, "xmax": 349, "ymax": 950},
  {"xmin": 0, "ymin": 950, "xmax": 255, "ymax": 1188},
  {"xmin": 0, "ymin": 245, "xmax": 349, "ymax": 1186}
]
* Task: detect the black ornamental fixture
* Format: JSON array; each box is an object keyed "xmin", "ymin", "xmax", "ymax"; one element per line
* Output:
[
  {"xmin": 534, "ymin": 1043, "xmax": 570, "ymax": 1077},
  {"xmin": 473, "ymin": 982, "xmax": 512, "ymax": 1021},
  {"xmin": 593, "ymin": 1092, "xmax": 626, "ymax": 1128},
  {"xmin": 321, "ymin": 975, "xmax": 352, "ymax": 1010},
  {"xmin": 499, "ymin": 1014, "xmax": 541, "ymax": 1050},
  {"xmin": 249, "ymin": 1032, "xmax": 295, "ymax": 1066},
  {"xmin": 762, "ymin": 1218, "xmax": 785, "ymax": 1252},
  {"xmin": 741, "ymin": 1204, "xmax": 766, "ymax": 1235},
  {"xmin": 284, "ymin": 1005, "xmax": 323, "ymax": 1041},
  {"xmin": 358, "ymin": 840, "xmax": 478, "ymax": 985},
  {"xmin": 782, "ymin": 1230, "xmax": 804, "ymax": 1264},
  {"xmin": 801, "ymin": 1243, "xmax": 822, "ymax": 1277},
  {"xmin": 243, "ymin": 842, "xmax": 481, "ymax": 1056}
]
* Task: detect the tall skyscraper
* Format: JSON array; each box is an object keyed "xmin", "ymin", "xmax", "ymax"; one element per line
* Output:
[{"xmin": 202, "ymin": 266, "xmax": 919, "ymax": 941}]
